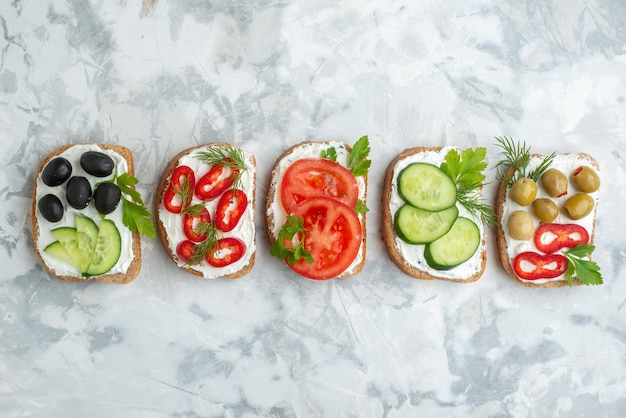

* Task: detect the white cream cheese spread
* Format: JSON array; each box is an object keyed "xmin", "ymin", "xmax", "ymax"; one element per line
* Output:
[
  {"xmin": 388, "ymin": 146, "xmax": 486, "ymax": 281},
  {"xmin": 267, "ymin": 141, "xmax": 366, "ymax": 276},
  {"xmin": 500, "ymin": 153, "xmax": 600, "ymax": 284},
  {"xmin": 158, "ymin": 147, "xmax": 256, "ymax": 279},
  {"xmin": 35, "ymin": 144, "xmax": 135, "ymax": 278}
]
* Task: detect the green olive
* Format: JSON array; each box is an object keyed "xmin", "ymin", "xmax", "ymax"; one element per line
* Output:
[
  {"xmin": 572, "ymin": 166, "xmax": 600, "ymax": 193},
  {"xmin": 532, "ymin": 198, "xmax": 558, "ymax": 223},
  {"xmin": 563, "ymin": 193, "xmax": 594, "ymax": 220},
  {"xmin": 510, "ymin": 177, "xmax": 537, "ymax": 206},
  {"xmin": 541, "ymin": 168, "xmax": 568, "ymax": 197},
  {"xmin": 507, "ymin": 210, "xmax": 534, "ymax": 240}
]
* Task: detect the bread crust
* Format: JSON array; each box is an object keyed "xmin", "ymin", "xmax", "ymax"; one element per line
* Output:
[
  {"xmin": 382, "ymin": 146, "xmax": 486, "ymax": 283},
  {"xmin": 155, "ymin": 143, "xmax": 256, "ymax": 279},
  {"xmin": 265, "ymin": 141, "xmax": 367, "ymax": 279},
  {"xmin": 32, "ymin": 144, "xmax": 142, "ymax": 284},
  {"xmin": 495, "ymin": 152, "xmax": 599, "ymax": 288}
]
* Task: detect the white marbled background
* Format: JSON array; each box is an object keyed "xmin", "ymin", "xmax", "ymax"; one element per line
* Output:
[{"xmin": 1, "ymin": 0, "xmax": 626, "ymax": 417}]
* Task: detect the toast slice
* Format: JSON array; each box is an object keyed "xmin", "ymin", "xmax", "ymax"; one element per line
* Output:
[
  {"xmin": 155, "ymin": 143, "xmax": 256, "ymax": 279},
  {"xmin": 265, "ymin": 141, "xmax": 367, "ymax": 279},
  {"xmin": 382, "ymin": 146, "xmax": 487, "ymax": 283},
  {"xmin": 495, "ymin": 152, "xmax": 600, "ymax": 287},
  {"xmin": 32, "ymin": 144, "xmax": 142, "ymax": 284}
]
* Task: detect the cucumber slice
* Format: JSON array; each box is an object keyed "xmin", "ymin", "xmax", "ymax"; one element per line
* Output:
[
  {"xmin": 86, "ymin": 219, "xmax": 121, "ymax": 276},
  {"xmin": 394, "ymin": 204, "xmax": 458, "ymax": 244},
  {"xmin": 44, "ymin": 241, "xmax": 77, "ymax": 268},
  {"xmin": 75, "ymin": 215, "xmax": 99, "ymax": 273},
  {"xmin": 424, "ymin": 217, "xmax": 480, "ymax": 270},
  {"xmin": 51, "ymin": 227, "xmax": 81, "ymax": 269},
  {"xmin": 398, "ymin": 163, "xmax": 457, "ymax": 211}
]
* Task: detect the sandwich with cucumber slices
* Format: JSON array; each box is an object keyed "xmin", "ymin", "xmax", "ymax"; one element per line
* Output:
[
  {"xmin": 32, "ymin": 144, "xmax": 154, "ymax": 283},
  {"xmin": 382, "ymin": 146, "xmax": 495, "ymax": 282}
]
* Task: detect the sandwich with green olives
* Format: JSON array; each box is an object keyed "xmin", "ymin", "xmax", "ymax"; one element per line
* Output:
[
  {"xmin": 382, "ymin": 146, "xmax": 494, "ymax": 282},
  {"xmin": 32, "ymin": 144, "xmax": 154, "ymax": 283},
  {"xmin": 494, "ymin": 136, "xmax": 603, "ymax": 287}
]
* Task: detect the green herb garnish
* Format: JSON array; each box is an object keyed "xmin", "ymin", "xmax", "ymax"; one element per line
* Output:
[
  {"xmin": 115, "ymin": 173, "xmax": 156, "ymax": 237},
  {"xmin": 354, "ymin": 199, "xmax": 369, "ymax": 214},
  {"xmin": 182, "ymin": 203, "xmax": 207, "ymax": 216},
  {"xmin": 195, "ymin": 145, "xmax": 247, "ymax": 190},
  {"xmin": 188, "ymin": 222, "xmax": 220, "ymax": 266},
  {"xmin": 440, "ymin": 147, "xmax": 496, "ymax": 227},
  {"xmin": 270, "ymin": 215, "xmax": 314, "ymax": 265},
  {"xmin": 494, "ymin": 136, "xmax": 555, "ymax": 187},
  {"xmin": 563, "ymin": 244, "xmax": 603, "ymax": 286},
  {"xmin": 348, "ymin": 136, "xmax": 371, "ymax": 177},
  {"xmin": 320, "ymin": 147, "xmax": 337, "ymax": 162}
]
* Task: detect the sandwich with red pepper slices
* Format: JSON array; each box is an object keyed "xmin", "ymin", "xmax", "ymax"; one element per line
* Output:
[
  {"xmin": 155, "ymin": 143, "xmax": 256, "ymax": 279},
  {"xmin": 494, "ymin": 136, "xmax": 603, "ymax": 287},
  {"xmin": 266, "ymin": 137, "xmax": 369, "ymax": 280}
]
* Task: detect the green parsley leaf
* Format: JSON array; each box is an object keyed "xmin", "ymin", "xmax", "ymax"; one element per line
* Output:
[
  {"xmin": 116, "ymin": 173, "xmax": 144, "ymax": 205},
  {"xmin": 354, "ymin": 199, "xmax": 369, "ymax": 214},
  {"xmin": 439, "ymin": 147, "xmax": 495, "ymax": 227},
  {"xmin": 563, "ymin": 244, "xmax": 603, "ymax": 286},
  {"xmin": 122, "ymin": 199, "xmax": 156, "ymax": 238},
  {"xmin": 115, "ymin": 173, "xmax": 156, "ymax": 238},
  {"xmin": 270, "ymin": 215, "xmax": 313, "ymax": 265},
  {"xmin": 320, "ymin": 147, "xmax": 337, "ymax": 162},
  {"xmin": 348, "ymin": 135, "xmax": 371, "ymax": 177}
]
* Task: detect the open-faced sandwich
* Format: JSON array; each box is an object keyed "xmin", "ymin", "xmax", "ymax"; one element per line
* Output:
[
  {"xmin": 32, "ymin": 144, "xmax": 154, "ymax": 284},
  {"xmin": 382, "ymin": 146, "xmax": 494, "ymax": 282},
  {"xmin": 494, "ymin": 136, "xmax": 603, "ymax": 287},
  {"xmin": 155, "ymin": 143, "xmax": 256, "ymax": 279},
  {"xmin": 266, "ymin": 136, "xmax": 370, "ymax": 280}
]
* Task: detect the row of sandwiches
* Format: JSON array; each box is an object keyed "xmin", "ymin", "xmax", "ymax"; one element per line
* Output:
[{"xmin": 32, "ymin": 137, "xmax": 602, "ymax": 288}]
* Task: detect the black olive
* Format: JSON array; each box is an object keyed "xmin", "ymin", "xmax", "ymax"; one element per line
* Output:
[
  {"xmin": 66, "ymin": 176, "xmax": 92, "ymax": 209},
  {"xmin": 94, "ymin": 182, "xmax": 121, "ymax": 214},
  {"xmin": 41, "ymin": 157, "xmax": 72, "ymax": 186},
  {"xmin": 80, "ymin": 151, "xmax": 115, "ymax": 177},
  {"xmin": 38, "ymin": 194, "xmax": 64, "ymax": 222}
]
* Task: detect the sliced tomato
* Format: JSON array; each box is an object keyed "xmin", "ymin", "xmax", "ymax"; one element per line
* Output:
[
  {"xmin": 176, "ymin": 240, "xmax": 197, "ymax": 264},
  {"xmin": 182, "ymin": 207, "xmax": 212, "ymax": 242},
  {"xmin": 513, "ymin": 251, "xmax": 568, "ymax": 280},
  {"xmin": 287, "ymin": 196, "xmax": 362, "ymax": 280},
  {"xmin": 214, "ymin": 189, "xmax": 248, "ymax": 232},
  {"xmin": 534, "ymin": 223, "xmax": 589, "ymax": 254},
  {"xmin": 206, "ymin": 237, "xmax": 246, "ymax": 267},
  {"xmin": 280, "ymin": 158, "xmax": 359, "ymax": 214},
  {"xmin": 164, "ymin": 165, "xmax": 195, "ymax": 213},
  {"xmin": 195, "ymin": 165, "xmax": 239, "ymax": 201}
]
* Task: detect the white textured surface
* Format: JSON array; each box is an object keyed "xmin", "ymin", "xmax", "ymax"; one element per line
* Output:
[{"xmin": 1, "ymin": 1, "xmax": 625, "ymax": 416}]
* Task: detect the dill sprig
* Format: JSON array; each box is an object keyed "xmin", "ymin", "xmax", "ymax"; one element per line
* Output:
[
  {"xmin": 174, "ymin": 177, "xmax": 193, "ymax": 213},
  {"xmin": 457, "ymin": 192, "xmax": 497, "ymax": 228},
  {"xmin": 188, "ymin": 222, "xmax": 221, "ymax": 266},
  {"xmin": 182, "ymin": 203, "xmax": 207, "ymax": 216},
  {"xmin": 494, "ymin": 136, "xmax": 555, "ymax": 187},
  {"xmin": 195, "ymin": 145, "xmax": 247, "ymax": 190}
]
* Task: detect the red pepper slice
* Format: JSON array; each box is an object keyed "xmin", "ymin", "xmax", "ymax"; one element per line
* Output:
[
  {"xmin": 164, "ymin": 165, "xmax": 196, "ymax": 213},
  {"xmin": 176, "ymin": 240, "xmax": 197, "ymax": 264},
  {"xmin": 182, "ymin": 207, "xmax": 212, "ymax": 242},
  {"xmin": 206, "ymin": 237, "xmax": 246, "ymax": 267},
  {"xmin": 534, "ymin": 223, "xmax": 589, "ymax": 253},
  {"xmin": 513, "ymin": 251, "xmax": 568, "ymax": 280},
  {"xmin": 214, "ymin": 189, "xmax": 248, "ymax": 232},
  {"xmin": 195, "ymin": 165, "xmax": 239, "ymax": 201}
]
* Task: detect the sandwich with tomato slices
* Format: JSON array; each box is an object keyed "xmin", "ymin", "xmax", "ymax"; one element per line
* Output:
[
  {"xmin": 266, "ymin": 137, "xmax": 370, "ymax": 280},
  {"xmin": 155, "ymin": 143, "xmax": 256, "ymax": 279},
  {"xmin": 494, "ymin": 136, "xmax": 603, "ymax": 287}
]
